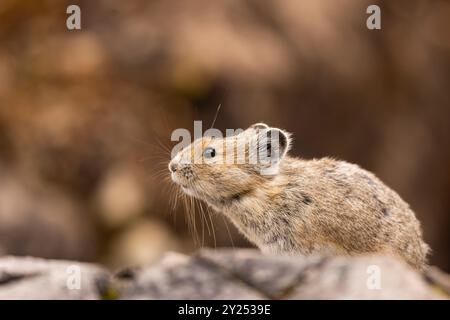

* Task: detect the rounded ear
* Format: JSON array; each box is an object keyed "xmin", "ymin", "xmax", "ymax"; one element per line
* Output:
[
  {"xmin": 249, "ymin": 123, "xmax": 269, "ymax": 131},
  {"xmin": 244, "ymin": 123, "xmax": 269, "ymax": 139},
  {"xmin": 258, "ymin": 128, "xmax": 291, "ymax": 163}
]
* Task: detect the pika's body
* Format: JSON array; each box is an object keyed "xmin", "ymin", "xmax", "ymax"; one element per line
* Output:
[{"xmin": 169, "ymin": 123, "xmax": 429, "ymax": 270}]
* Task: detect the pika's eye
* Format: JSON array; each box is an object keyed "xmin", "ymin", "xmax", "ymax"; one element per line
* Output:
[{"xmin": 203, "ymin": 147, "xmax": 216, "ymax": 159}]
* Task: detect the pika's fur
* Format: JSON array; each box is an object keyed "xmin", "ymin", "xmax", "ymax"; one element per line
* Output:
[{"xmin": 169, "ymin": 123, "xmax": 430, "ymax": 270}]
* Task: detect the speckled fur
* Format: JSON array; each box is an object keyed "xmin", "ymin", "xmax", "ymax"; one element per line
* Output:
[{"xmin": 169, "ymin": 124, "xmax": 430, "ymax": 270}]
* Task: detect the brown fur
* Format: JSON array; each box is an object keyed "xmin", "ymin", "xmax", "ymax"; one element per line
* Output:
[{"xmin": 169, "ymin": 123, "xmax": 430, "ymax": 270}]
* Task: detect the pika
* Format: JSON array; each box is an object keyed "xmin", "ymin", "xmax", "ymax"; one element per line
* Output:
[{"xmin": 169, "ymin": 123, "xmax": 430, "ymax": 270}]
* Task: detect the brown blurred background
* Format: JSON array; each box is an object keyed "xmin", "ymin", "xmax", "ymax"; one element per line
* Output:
[{"xmin": 0, "ymin": 0, "xmax": 449, "ymax": 271}]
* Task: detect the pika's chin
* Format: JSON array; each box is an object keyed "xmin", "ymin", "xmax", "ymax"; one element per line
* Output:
[
  {"xmin": 171, "ymin": 175, "xmax": 195, "ymax": 196},
  {"xmin": 180, "ymin": 185, "xmax": 196, "ymax": 197}
]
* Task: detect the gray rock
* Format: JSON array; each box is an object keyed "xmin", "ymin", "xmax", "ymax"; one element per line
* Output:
[
  {"xmin": 0, "ymin": 256, "xmax": 110, "ymax": 299},
  {"xmin": 196, "ymin": 249, "xmax": 325, "ymax": 298},
  {"xmin": 116, "ymin": 252, "xmax": 265, "ymax": 299},
  {"xmin": 117, "ymin": 249, "xmax": 444, "ymax": 300},
  {"xmin": 0, "ymin": 250, "xmax": 447, "ymax": 299},
  {"xmin": 286, "ymin": 255, "xmax": 441, "ymax": 299},
  {"xmin": 424, "ymin": 266, "xmax": 450, "ymax": 297},
  {"xmin": 197, "ymin": 249, "xmax": 443, "ymax": 299}
]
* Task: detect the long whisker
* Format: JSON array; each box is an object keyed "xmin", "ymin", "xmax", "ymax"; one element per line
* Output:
[
  {"xmin": 210, "ymin": 103, "xmax": 222, "ymax": 129},
  {"xmin": 186, "ymin": 195, "xmax": 198, "ymax": 246},
  {"xmin": 154, "ymin": 135, "xmax": 172, "ymax": 155},
  {"xmin": 192, "ymin": 196, "xmax": 200, "ymax": 246},
  {"xmin": 181, "ymin": 194, "xmax": 192, "ymax": 242},
  {"xmin": 196, "ymin": 199, "xmax": 206, "ymax": 247},
  {"xmin": 197, "ymin": 199, "xmax": 211, "ymax": 236},
  {"xmin": 127, "ymin": 135, "xmax": 167, "ymax": 154},
  {"xmin": 139, "ymin": 153, "xmax": 171, "ymax": 163},
  {"xmin": 221, "ymin": 214, "xmax": 235, "ymax": 249},
  {"xmin": 205, "ymin": 204, "xmax": 217, "ymax": 249}
]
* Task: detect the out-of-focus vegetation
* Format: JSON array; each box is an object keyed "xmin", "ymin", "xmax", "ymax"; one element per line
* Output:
[{"xmin": 0, "ymin": 0, "xmax": 449, "ymax": 271}]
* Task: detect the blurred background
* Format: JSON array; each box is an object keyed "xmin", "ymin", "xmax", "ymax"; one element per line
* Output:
[{"xmin": 0, "ymin": 0, "xmax": 449, "ymax": 272}]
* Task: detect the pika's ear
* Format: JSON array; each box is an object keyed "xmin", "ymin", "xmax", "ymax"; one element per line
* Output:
[
  {"xmin": 243, "ymin": 122, "xmax": 269, "ymax": 137},
  {"xmin": 257, "ymin": 128, "xmax": 291, "ymax": 164},
  {"xmin": 249, "ymin": 123, "xmax": 269, "ymax": 130}
]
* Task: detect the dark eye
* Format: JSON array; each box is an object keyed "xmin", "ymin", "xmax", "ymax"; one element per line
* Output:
[{"xmin": 203, "ymin": 147, "xmax": 216, "ymax": 159}]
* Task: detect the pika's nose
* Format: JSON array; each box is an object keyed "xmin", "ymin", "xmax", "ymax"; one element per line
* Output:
[{"xmin": 169, "ymin": 161, "xmax": 178, "ymax": 173}]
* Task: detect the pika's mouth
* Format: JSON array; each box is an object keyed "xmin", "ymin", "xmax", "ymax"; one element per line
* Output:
[
  {"xmin": 171, "ymin": 173, "xmax": 194, "ymax": 191},
  {"xmin": 171, "ymin": 173, "xmax": 184, "ymax": 185}
]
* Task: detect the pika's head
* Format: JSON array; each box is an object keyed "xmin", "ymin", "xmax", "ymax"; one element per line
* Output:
[{"xmin": 168, "ymin": 123, "xmax": 291, "ymax": 204}]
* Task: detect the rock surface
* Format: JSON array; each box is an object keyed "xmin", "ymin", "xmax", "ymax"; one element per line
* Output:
[
  {"xmin": 0, "ymin": 250, "xmax": 449, "ymax": 300},
  {"xmin": 0, "ymin": 256, "xmax": 109, "ymax": 299}
]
